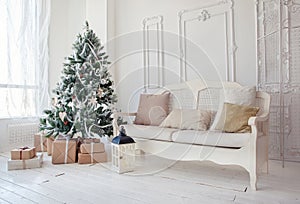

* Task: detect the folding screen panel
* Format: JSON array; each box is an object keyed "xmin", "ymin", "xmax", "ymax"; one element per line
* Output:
[{"xmin": 256, "ymin": 0, "xmax": 300, "ymax": 163}]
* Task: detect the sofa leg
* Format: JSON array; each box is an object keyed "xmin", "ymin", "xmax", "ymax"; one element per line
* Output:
[{"xmin": 249, "ymin": 172, "xmax": 257, "ymax": 190}]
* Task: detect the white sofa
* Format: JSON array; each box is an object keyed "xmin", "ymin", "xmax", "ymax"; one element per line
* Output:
[{"xmin": 113, "ymin": 80, "xmax": 270, "ymax": 190}]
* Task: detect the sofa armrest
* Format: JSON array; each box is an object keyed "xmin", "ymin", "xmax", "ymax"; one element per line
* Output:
[
  {"xmin": 248, "ymin": 113, "xmax": 269, "ymax": 142},
  {"xmin": 248, "ymin": 113, "xmax": 269, "ymax": 126}
]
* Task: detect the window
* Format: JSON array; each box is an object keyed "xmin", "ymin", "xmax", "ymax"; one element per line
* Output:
[{"xmin": 0, "ymin": 0, "xmax": 50, "ymax": 118}]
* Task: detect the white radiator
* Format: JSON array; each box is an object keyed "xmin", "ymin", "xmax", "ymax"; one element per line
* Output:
[{"xmin": 8, "ymin": 123, "xmax": 39, "ymax": 148}]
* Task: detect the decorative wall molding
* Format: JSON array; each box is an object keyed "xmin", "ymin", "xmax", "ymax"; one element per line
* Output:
[
  {"xmin": 142, "ymin": 15, "xmax": 164, "ymax": 92},
  {"xmin": 178, "ymin": 0, "xmax": 237, "ymax": 82}
]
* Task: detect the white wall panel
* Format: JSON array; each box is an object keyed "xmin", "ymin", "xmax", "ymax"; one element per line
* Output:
[{"xmin": 112, "ymin": 0, "xmax": 257, "ymax": 112}]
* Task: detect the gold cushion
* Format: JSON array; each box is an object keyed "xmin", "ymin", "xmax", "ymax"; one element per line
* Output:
[{"xmin": 215, "ymin": 103, "xmax": 259, "ymax": 133}]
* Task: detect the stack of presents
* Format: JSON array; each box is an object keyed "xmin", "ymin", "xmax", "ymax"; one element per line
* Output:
[
  {"xmin": 8, "ymin": 147, "xmax": 43, "ymax": 170},
  {"xmin": 7, "ymin": 133, "xmax": 107, "ymax": 170}
]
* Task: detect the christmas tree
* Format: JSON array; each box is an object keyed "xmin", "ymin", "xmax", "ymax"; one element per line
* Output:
[{"xmin": 40, "ymin": 22, "xmax": 117, "ymax": 138}]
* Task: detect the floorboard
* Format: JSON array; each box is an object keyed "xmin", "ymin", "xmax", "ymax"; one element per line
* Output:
[{"xmin": 0, "ymin": 152, "xmax": 300, "ymax": 204}]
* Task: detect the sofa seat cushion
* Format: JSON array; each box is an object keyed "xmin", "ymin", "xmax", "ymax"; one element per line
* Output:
[
  {"xmin": 172, "ymin": 130, "xmax": 251, "ymax": 148},
  {"xmin": 123, "ymin": 124, "xmax": 179, "ymax": 142}
]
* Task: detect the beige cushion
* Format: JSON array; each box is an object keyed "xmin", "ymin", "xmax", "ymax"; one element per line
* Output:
[
  {"xmin": 210, "ymin": 86, "xmax": 256, "ymax": 130},
  {"xmin": 215, "ymin": 103, "xmax": 259, "ymax": 133},
  {"xmin": 172, "ymin": 130, "xmax": 254, "ymax": 148},
  {"xmin": 134, "ymin": 93, "xmax": 170, "ymax": 126},
  {"xmin": 123, "ymin": 124, "xmax": 179, "ymax": 141},
  {"xmin": 160, "ymin": 109, "xmax": 212, "ymax": 131},
  {"xmin": 224, "ymin": 86, "xmax": 256, "ymax": 106}
]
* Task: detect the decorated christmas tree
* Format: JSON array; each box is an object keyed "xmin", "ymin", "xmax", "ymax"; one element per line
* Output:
[{"xmin": 40, "ymin": 22, "xmax": 117, "ymax": 138}]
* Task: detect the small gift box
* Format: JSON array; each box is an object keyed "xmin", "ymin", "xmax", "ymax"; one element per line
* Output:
[
  {"xmin": 80, "ymin": 143, "xmax": 105, "ymax": 154},
  {"xmin": 11, "ymin": 147, "xmax": 36, "ymax": 160},
  {"xmin": 52, "ymin": 138, "xmax": 77, "ymax": 164},
  {"xmin": 7, "ymin": 153, "xmax": 43, "ymax": 170},
  {"xmin": 80, "ymin": 138, "xmax": 100, "ymax": 144},
  {"xmin": 78, "ymin": 152, "xmax": 107, "ymax": 164},
  {"xmin": 47, "ymin": 136, "xmax": 55, "ymax": 156},
  {"xmin": 34, "ymin": 133, "xmax": 47, "ymax": 152}
]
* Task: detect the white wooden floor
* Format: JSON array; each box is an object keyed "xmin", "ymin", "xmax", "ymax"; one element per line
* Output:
[{"xmin": 0, "ymin": 152, "xmax": 300, "ymax": 204}]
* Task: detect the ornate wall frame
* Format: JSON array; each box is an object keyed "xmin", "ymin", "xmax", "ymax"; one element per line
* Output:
[
  {"xmin": 178, "ymin": 0, "xmax": 237, "ymax": 82},
  {"xmin": 142, "ymin": 15, "xmax": 164, "ymax": 92}
]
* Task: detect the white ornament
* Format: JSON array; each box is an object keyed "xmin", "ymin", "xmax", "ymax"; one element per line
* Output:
[
  {"xmin": 59, "ymin": 112, "xmax": 67, "ymax": 122},
  {"xmin": 97, "ymin": 88, "xmax": 103, "ymax": 97},
  {"xmin": 67, "ymin": 101, "xmax": 73, "ymax": 107},
  {"xmin": 89, "ymin": 97, "xmax": 97, "ymax": 106}
]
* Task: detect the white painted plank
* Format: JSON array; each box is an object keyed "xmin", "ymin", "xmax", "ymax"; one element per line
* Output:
[
  {"xmin": 1, "ymin": 156, "xmax": 232, "ymax": 203},
  {"xmin": 0, "ymin": 198, "xmax": 11, "ymax": 204},
  {"xmin": 0, "ymin": 190, "xmax": 36, "ymax": 204},
  {"xmin": 37, "ymin": 158, "xmax": 237, "ymax": 203},
  {"xmin": 1, "ymin": 152, "xmax": 300, "ymax": 203},
  {"xmin": 0, "ymin": 178, "xmax": 62, "ymax": 204}
]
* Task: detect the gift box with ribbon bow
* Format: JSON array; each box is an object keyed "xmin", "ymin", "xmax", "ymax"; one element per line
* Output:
[
  {"xmin": 7, "ymin": 153, "xmax": 43, "ymax": 170},
  {"xmin": 52, "ymin": 137, "xmax": 77, "ymax": 164},
  {"xmin": 10, "ymin": 147, "xmax": 36, "ymax": 160},
  {"xmin": 34, "ymin": 133, "xmax": 47, "ymax": 152},
  {"xmin": 78, "ymin": 138, "xmax": 107, "ymax": 164},
  {"xmin": 80, "ymin": 142, "xmax": 104, "ymax": 154},
  {"xmin": 78, "ymin": 152, "xmax": 107, "ymax": 164},
  {"xmin": 47, "ymin": 136, "xmax": 55, "ymax": 156}
]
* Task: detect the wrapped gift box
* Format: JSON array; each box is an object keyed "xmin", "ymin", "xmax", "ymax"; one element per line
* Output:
[
  {"xmin": 34, "ymin": 133, "xmax": 47, "ymax": 152},
  {"xmin": 52, "ymin": 138, "xmax": 77, "ymax": 164},
  {"xmin": 11, "ymin": 147, "xmax": 36, "ymax": 160},
  {"xmin": 80, "ymin": 138, "xmax": 100, "ymax": 144},
  {"xmin": 8, "ymin": 153, "xmax": 43, "ymax": 170},
  {"xmin": 78, "ymin": 152, "xmax": 107, "ymax": 164},
  {"xmin": 47, "ymin": 136, "xmax": 55, "ymax": 156},
  {"xmin": 80, "ymin": 142, "xmax": 105, "ymax": 154}
]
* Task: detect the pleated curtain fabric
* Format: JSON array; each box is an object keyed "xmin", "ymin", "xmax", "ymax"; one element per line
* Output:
[{"xmin": 0, "ymin": 0, "xmax": 50, "ymax": 117}]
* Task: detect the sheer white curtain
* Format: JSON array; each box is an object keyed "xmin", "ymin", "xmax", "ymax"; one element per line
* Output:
[{"xmin": 0, "ymin": 0, "xmax": 50, "ymax": 118}]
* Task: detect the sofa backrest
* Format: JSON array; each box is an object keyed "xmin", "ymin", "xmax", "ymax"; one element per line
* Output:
[{"xmin": 157, "ymin": 79, "xmax": 270, "ymax": 118}]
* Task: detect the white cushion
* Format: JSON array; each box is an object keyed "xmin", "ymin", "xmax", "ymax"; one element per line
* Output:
[
  {"xmin": 210, "ymin": 86, "xmax": 256, "ymax": 130},
  {"xmin": 172, "ymin": 130, "xmax": 252, "ymax": 148},
  {"xmin": 224, "ymin": 86, "xmax": 256, "ymax": 106},
  {"xmin": 123, "ymin": 124, "xmax": 179, "ymax": 142},
  {"xmin": 160, "ymin": 109, "xmax": 212, "ymax": 131}
]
